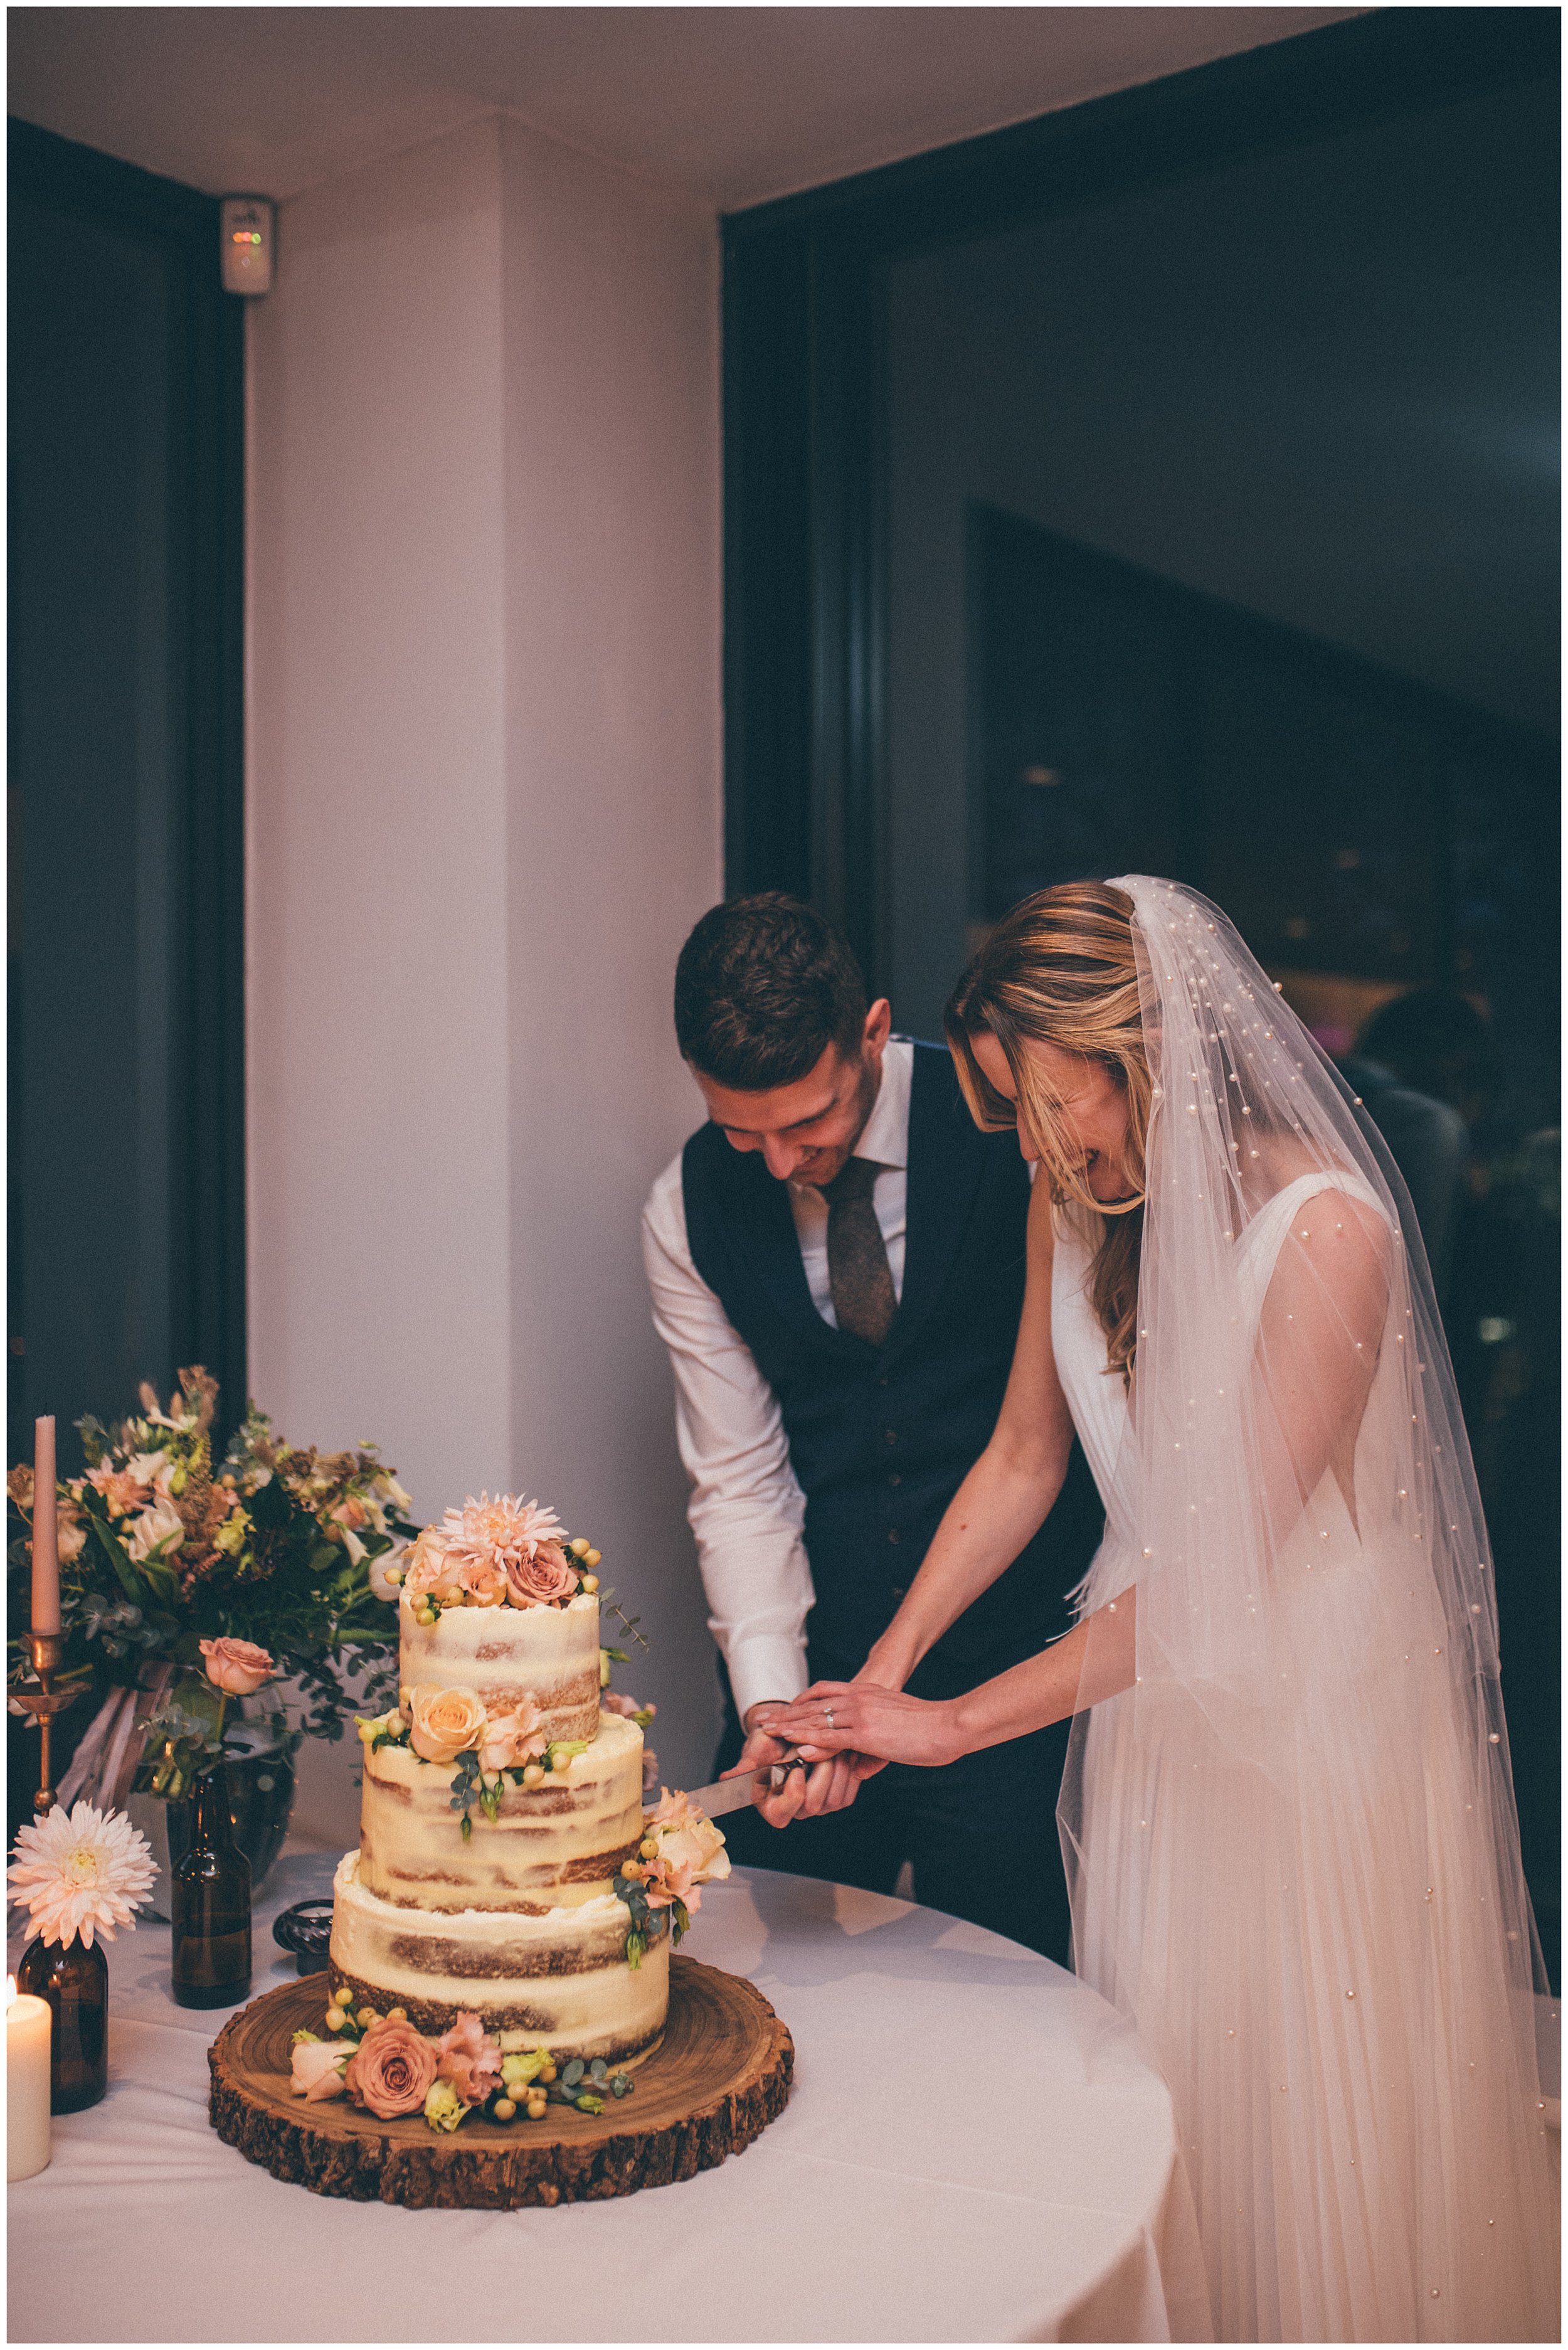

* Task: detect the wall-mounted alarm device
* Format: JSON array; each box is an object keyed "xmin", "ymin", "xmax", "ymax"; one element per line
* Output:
[{"xmin": 221, "ymin": 196, "xmax": 275, "ymax": 296}]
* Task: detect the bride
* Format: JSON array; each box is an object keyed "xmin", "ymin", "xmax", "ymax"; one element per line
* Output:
[{"xmin": 766, "ymin": 877, "xmax": 1557, "ymax": 2342}]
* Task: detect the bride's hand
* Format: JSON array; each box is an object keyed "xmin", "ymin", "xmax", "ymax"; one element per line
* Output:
[
  {"xmin": 772, "ymin": 1680, "xmax": 967, "ymax": 1771},
  {"xmin": 719, "ymin": 1703, "xmax": 881, "ymax": 1826}
]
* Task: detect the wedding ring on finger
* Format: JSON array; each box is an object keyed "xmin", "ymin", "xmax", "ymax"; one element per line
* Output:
[{"xmin": 824, "ymin": 1703, "xmax": 835, "ymax": 1731}]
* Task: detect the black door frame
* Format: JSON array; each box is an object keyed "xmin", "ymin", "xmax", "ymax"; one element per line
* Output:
[
  {"xmin": 8, "ymin": 117, "xmax": 247, "ymax": 1442},
  {"xmin": 721, "ymin": 6, "xmax": 1559, "ymax": 994}
]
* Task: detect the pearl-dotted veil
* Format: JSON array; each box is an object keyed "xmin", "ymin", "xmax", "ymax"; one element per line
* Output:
[{"xmin": 1057, "ymin": 877, "xmax": 1555, "ymax": 2341}]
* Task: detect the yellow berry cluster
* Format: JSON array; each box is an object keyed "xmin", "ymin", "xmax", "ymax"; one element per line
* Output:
[
  {"xmin": 324, "ymin": 1984, "xmax": 405, "ymax": 2035},
  {"xmin": 497, "ymin": 2030, "xmax": 556, "ymax": 2121}
]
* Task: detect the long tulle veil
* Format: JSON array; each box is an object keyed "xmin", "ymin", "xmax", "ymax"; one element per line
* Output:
[{"xmin": 1057, "ymin": 876, "xmax": 1557, "ymax": 2341}]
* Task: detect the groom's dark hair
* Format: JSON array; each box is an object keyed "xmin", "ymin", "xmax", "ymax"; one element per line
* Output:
[{"xmin": 675, "ymin": 893, "xmax": 869, "ymax": 1090}]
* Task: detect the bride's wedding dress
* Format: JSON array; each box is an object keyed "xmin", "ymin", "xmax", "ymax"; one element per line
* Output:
[{"xmin": 1047, "ymin": 879, "xmax": 1557, "ymax": 2342}]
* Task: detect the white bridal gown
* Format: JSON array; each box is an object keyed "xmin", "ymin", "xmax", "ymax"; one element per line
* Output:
[{"xmin": 1049, "ymin": 1173, "xmax": 1559, "ymax": 2343}]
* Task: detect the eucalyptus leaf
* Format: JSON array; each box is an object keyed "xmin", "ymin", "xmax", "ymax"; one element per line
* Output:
[{"xmin": 89, "ymin": 1514, "xmax": 144, "ymax": 1603}]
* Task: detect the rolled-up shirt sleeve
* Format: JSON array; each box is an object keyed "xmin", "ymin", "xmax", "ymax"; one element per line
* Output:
[{"xmin": 641, "ymin": 1156, "xmax": 814, "ymax": 1725}]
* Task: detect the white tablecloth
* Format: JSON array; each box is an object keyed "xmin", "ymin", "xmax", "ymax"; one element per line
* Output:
[{"xmin": 8, "ymin": 1852, "xmax": 1210, "ymax": 2343}]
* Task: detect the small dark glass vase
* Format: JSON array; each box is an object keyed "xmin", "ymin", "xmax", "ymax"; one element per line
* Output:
[
  {"xmin": 165, "ymin": 1737, "xmax": 297, "ymax": 1893},
  {"xmin": 170, "ymin": 1765, "xmax": 252, "ymax": 2009},
  {"xmin": 16, "ymin": 1932, "xmax": 109, "ymax": 2112}
]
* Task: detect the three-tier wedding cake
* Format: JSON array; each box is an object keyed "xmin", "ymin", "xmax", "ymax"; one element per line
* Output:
[{"xmin": 326, "ymin": 1492, "xmax": 726, "ymax": 2069}]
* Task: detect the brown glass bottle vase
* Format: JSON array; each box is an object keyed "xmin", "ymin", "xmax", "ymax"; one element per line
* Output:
[
  {"xmin": 16, "ymin": 1932, "xmax": 109, "ymax": 2112},
  {"xmin": 170, "ymin": 1763, "xmax": 252, "ymax": 2009}
]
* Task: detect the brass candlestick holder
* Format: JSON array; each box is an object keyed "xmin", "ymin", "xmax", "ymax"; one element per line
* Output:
[
  {"xmin": 13, "ymin": 1634, "xmax": 109, "ymax": 2115},
  {"xmin": 12, "ymin": 1632, "xmax": 84, "ymax": 1815}
]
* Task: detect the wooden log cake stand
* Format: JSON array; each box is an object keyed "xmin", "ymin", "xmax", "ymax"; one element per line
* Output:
[{"xmin": 208, "ymin": 1955, "xmax": 794, "ymax": 2209}]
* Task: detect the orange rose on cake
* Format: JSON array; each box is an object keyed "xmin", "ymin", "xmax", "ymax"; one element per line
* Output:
[{"xmin": 407, "ymin": 1685, "xmax": 489, "ymax": 1764}]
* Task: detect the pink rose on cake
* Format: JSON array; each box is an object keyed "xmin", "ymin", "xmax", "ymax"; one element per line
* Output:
[
  {"xmin": 435, "ymin": 2012, "xmax": 504, "ymax": 2107},
  {"xmin": 344, "ymin": 2017, "xmax": 438, "ymax": 2119},
  {"xmin": 504, "ymin": 1538, "xmax": 576, "ymax": 1609},
  {"xmin": 641, "ymin": 1788, "xmax": 731, "ymax": 1915},
  {"xmin": 407, "ymin": 1684, "xmax": 489, "ymax": 1764},
  {"xmin": 290, "ymin": 2037, "xmax": 349, "ymax": 2102},
  {"xmin": 198, "ymin": 1635, "xmax": 276, "ymax": 1695},
  {"xmin": 478, "ymin": 1694, "xmax": 548, "ymax": 1773}
]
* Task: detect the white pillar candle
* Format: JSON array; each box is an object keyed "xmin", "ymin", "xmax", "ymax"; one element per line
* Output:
[
  {"xmin": 31, "ymin": 1417, "xmax": 61, "ymax": 1637},
  {"xmin": 6, "ymin": 1978, "xmax": 52, "ymax": 2180}
]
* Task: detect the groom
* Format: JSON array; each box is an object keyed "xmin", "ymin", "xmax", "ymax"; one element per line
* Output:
[{"xmin": 642, "ymin": 893, "xmax": 1103, "ymax": 1960}]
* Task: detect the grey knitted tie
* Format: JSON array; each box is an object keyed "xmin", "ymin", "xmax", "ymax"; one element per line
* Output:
[{"xmin": 822, "ymin": 1157, "xmax": 896, "ymax": 1346}]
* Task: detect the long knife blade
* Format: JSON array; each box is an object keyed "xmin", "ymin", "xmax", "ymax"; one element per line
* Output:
[{"xmin": 671, "ymin": 1753, "xmax": 807, "ymax": 1822}]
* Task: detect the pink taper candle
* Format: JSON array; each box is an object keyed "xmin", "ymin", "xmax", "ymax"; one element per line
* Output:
[{"xmin": 31, "ymin": 1417, "xmax": 61, "ymax": 1636}]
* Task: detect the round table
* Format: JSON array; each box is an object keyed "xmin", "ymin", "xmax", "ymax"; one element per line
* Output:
[{"xmin": 8, "ymin": 1851, "xmax": 1210, "ymax": 2342}]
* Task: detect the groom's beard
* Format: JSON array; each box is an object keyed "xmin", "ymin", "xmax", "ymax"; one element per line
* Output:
[{"xmin": 788, "ymin": 1053, "xmax": 882, "ymax": 1191}]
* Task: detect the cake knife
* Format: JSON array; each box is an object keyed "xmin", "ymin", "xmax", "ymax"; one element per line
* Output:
[{"xmin": 675, "ymin": 1753, "xmax": 810, "ymax": 1821}]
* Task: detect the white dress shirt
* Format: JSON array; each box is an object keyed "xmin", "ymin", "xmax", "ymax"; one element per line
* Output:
[{"xmin": 640, "ymin": 1039, "xmax": 914, "ymax": 1725}]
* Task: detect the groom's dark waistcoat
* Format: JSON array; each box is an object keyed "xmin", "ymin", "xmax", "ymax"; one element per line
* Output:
[{"xmin": 681, "ymin": 1041, "xmax": 1099, "ymax": 1696}]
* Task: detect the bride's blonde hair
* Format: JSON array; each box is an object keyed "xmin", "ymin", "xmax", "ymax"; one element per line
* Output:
[{"xmin": 946, "ymin": 881, "xmax": 1150, "ymax": 1384}]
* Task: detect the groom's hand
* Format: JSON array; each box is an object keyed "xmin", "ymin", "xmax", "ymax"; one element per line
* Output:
[
  {"xmin": 721, "ymin": 1702, "xmax": 867, "ymax": 1827},
  {"xmin": 717, "ymin": 1703, "xmax": 803, "ymax": 1828}
]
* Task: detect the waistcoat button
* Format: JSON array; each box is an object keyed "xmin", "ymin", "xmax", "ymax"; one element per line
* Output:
[
  {"xmin": 888, "ymin": 1472, "xmax": 901, "ymax": 1487},
  {"xmin": 887, "ymin": 1528, "xmax": 900, "ymax": 1543}
]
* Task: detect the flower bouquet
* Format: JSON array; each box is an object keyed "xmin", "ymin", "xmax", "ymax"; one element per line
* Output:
[{"xmin": 6, "ymin": 1368, "xmax": 417, "ymax": 1830}]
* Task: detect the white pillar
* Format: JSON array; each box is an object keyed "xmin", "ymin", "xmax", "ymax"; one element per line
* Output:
[{"xmin": 248, "ymin": 115, "xmax": 724, "ymax": 1842}]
